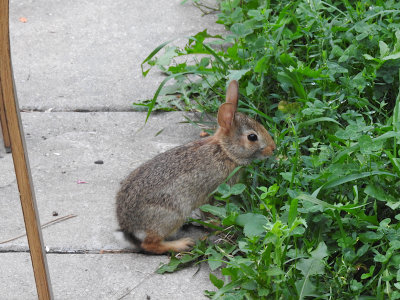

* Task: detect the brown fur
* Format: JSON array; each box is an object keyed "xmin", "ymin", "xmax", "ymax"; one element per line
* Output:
[
  {"xmin": 141, "ymin": 232, "xmax": 194, "ymax": 254},
  {"xmin": 116, "ymin": 80, "xmax": 276, "ymax": 254}
]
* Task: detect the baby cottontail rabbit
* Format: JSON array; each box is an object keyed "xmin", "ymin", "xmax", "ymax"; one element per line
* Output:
[{"xmin": 116, "ymin": 80, "xmax": 276, "ymax": 254}]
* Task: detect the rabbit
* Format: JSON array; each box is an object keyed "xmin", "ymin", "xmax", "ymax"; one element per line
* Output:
[{"xmin": 116, "ymin": 80, "xmax": 276, "ymax": 254}]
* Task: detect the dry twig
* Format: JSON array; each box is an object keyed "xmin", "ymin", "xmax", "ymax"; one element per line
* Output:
[{"xmin": 0, "ymin": 214, "xmax": 77, "ymax": 245}]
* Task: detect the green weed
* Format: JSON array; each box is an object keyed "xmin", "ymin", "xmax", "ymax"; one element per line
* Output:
[{"xmin": 142, "ymin": 0, "xmax": 400, "ymax": 298}]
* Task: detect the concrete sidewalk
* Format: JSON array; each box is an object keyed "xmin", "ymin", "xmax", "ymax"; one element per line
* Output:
[{"xmin": 1, "ymin": 1, "xmax": 224, "ymax": 299}]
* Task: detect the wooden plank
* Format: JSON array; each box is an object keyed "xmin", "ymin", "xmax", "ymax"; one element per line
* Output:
[
  {"xmin": 0, "ymin": 1, "xmax": 53, "ymax": 299},
  {"xmin": 0, "ymin": 77, "xmax": 11, "ymax": 152}
]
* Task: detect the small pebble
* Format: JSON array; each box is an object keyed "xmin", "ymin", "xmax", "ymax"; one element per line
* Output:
[{"xmin": 95, "ymin": 160, "xmax": 104, "ymax": 164}]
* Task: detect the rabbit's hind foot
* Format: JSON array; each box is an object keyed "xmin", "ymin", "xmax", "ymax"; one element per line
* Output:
[{"xmin": 141, "ymin": 232, "xmax": 195, "ymax": 254}]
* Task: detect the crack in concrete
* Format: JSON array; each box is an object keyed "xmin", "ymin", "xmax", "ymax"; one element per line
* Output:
[
  {"xmin": 0, "ymin": 246, "xmax": 141, "ymax": 254},
  {"xmin": 20, "ymin": 107, "xmax": 145, "ymax": 113},
  {"xmin": 116, "ymin": 272, "xmax": 154, "ymax": 300}
]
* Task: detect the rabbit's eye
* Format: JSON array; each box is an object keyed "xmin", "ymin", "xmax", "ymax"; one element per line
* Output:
[{"xmin": 248, "ymin": 134, "xmax": 258, "ymax": 141}]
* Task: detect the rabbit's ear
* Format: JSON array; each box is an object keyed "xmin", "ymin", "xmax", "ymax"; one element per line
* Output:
[
  {"xmin": 226, "ymin": 80, "xmax": 239, "ymax": 108},
  {"xmin": 217, "ymin": 103, "xmax": 235, "ymax": 131}
]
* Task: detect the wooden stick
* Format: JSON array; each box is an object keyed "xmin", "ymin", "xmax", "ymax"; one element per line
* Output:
[
  {"xmin": 0, "ymin": 1, "xmax": 53, "ymax": 299},
  {"xmin": 0, "ymin": 77, "xmax": 11, "ymax": 152}
]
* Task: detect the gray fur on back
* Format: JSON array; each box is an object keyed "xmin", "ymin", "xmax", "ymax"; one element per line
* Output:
[{"xmin": 116, "ymin": 137, "xmax": 237, "ymax": 239}]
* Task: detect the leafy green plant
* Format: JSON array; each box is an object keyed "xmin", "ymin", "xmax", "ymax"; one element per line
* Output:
[{"xmin": 142, "ymin": 0, "xmax": 400, "ymax": 298}]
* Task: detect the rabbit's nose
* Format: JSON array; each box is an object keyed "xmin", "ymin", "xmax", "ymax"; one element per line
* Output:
[{"xmin": 262, "ymin": 144, "xmax": 276, "ymax": 156}]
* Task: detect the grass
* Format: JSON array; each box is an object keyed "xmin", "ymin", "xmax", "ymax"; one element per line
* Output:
[{"xmin": 140, "ymin": 0, "xmax": 400, "ymax": 298}]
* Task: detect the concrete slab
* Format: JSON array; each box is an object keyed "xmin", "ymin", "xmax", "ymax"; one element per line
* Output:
[
  {"xmin": 0, "ymin": 111, "xmax": 217, "ymax": 299},
  {"xmin": 0, "ymin": 252, "xmax": 214, "ymax": 299},
  {"xmin": 0, "ymin": 111, "xmax": 206, "ymax": 248},
  {"xmin": 9, "ymin": 0, "xmax": 224, "ymax": 111}
]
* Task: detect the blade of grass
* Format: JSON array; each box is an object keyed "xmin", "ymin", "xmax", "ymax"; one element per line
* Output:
[
  {"xmin": 333, "ymin": 131, "xmax": 400, "ymax": 162},
  {"xmin": 385, "ymin": 150, "xmax": 400, "ymax": 176},
  {"xmin": 211, "ymin": 279, "xmax": 243, "ymax": 300},
  {"xmin": 288, "ymin": 198, "xmax": 298, "ymax": 227},
  {"xmin": 143, "ymin": 70, "xmax": 212, "ymax": 123},
  {"xmin": 188, "ymin": 218, "xmax": 224, "ymax": 231},
  {"xmin": 319, "ymin": 170, "xmax": 397, "ymax": 191},
  {"xmin": 299, "ymin": 117, "xmax": 342, "ymax": 128},
  {"xmin": 297, "ymin": 194, "xmax": 377, "ymax": 225},
  {"xmin": 202, "ymin": 42, "xmax": 228, "ymax": 73},
  {"xmin": 393, "ymin": 69, "xmax": 400, "ymax": 157},
  {"xmin": 141, "ymin": 39, "xmax": 175, "ymax": 76},
  {"xmin": 239, "ymin": 107, "xmax": 275, "ymax": 124},
  {"xmin": 296, "ymin": 194, "xmax": 337, "ymax": 210},
  {"xmin": 333, "ymin": 210, "xmax": 347, "ymax": 248}
]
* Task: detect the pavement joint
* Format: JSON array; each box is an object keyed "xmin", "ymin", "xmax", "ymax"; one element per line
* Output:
[{"xmin": 20, "ymin": 107, "xmax": 144, "ymax": 113}]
